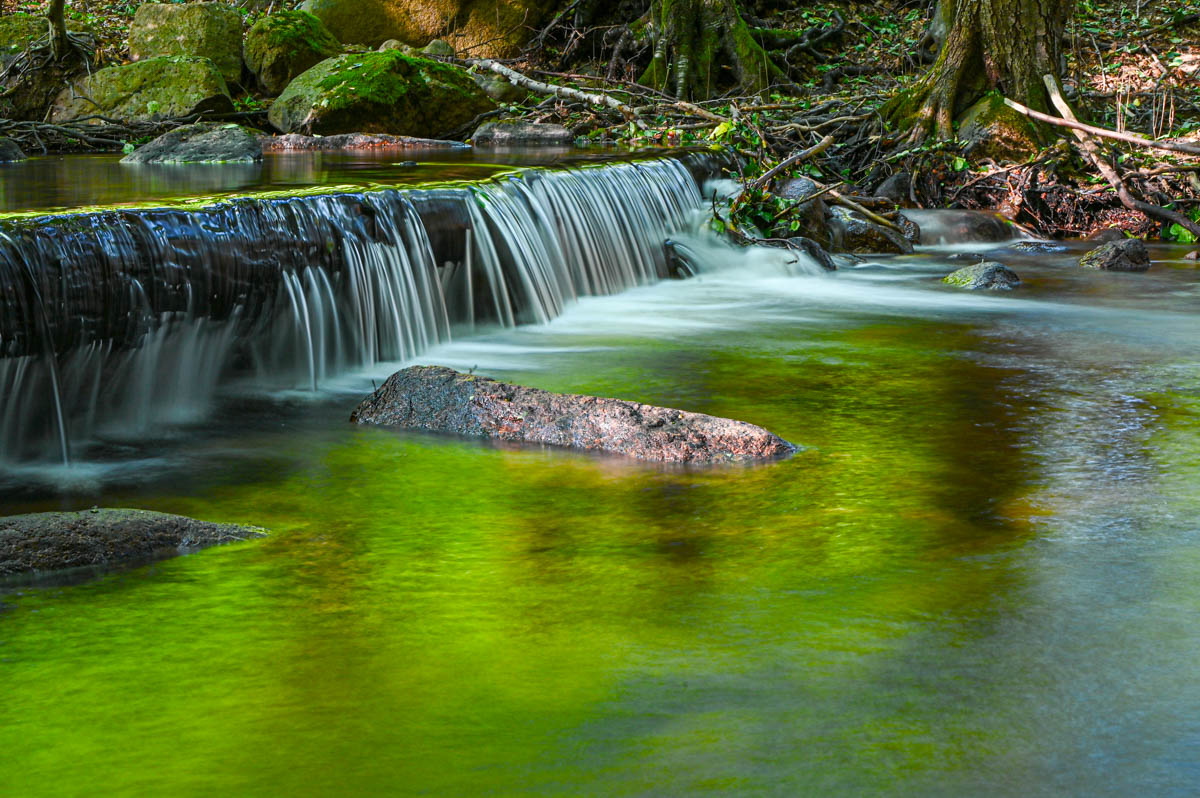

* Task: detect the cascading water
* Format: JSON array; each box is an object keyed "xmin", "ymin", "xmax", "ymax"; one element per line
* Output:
[{"xmin": 0, "ymin": 155, "xmax": 721, "ymax": 464}]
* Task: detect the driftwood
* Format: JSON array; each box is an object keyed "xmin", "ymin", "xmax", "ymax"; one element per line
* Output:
[
  {"xmin": 1003, "ymin": 94, "xmax": 1200, "ymax": 157},
  {"xmin": 470, "ymin": 58, "xmax": 645, "ymax": 127}
]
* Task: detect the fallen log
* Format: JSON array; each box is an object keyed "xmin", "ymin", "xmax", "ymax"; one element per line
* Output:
[{"xmin": 350, "ymin": 366, "xmax": 796, "ymax": 463}]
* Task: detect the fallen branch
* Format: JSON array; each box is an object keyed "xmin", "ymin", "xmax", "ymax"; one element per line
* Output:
[
  {"xmin": 1039, "ymin": 75, "xmax": 1200, "ymax": 238},
  {"xmin": 469, "ymin": 58, "xmax": 645, "ymax": 128},
  {"xmin": 1002, "ymin": 95, "xmax": 1200, "ymax": 157},
  {"xmin": 752, "ymin": 135, "xmax": 835, "ymax": 189}
]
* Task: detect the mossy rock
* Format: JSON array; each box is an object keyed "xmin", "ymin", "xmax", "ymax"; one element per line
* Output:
[
  {"xmin": 943, "ymin": 261, "xmax": 1020, "ymax": 290},
  {"xmin": 128, "ymin": 2, "xmax": 244, "ymax": 86},
  {"xmin": 299, "ymin": 0, "xmax": 557, "ymax": 57},
  {"xmin": 51, "ymin": 56, "xmax": 234, "ymax": 125},
  {"xmin": 268, "ymin": 49, "xmax": 495, "ymax": 138},
  {"xmin": 0, "ymin": 13, "xmax": 50, "ymax": 61},
  {"xmin": 957, "ymin": 93, "xmax": 1041, "ymax": 163},
  {"xmin": 245, "ymin": 10, "xmax": 343, "ymax": 96}
]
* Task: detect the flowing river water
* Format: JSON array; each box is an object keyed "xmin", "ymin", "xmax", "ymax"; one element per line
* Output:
[{"xmin": 1, "ymin": 150, "xmax": 1199, "ymax": 796}]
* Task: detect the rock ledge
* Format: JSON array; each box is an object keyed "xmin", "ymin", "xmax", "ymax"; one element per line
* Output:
[{"xmin": 351, "ymin": 366, "xmax": 796, "ymax": 463}]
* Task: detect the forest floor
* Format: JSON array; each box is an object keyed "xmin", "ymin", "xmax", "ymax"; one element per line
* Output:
[{"xmin": 9, "ymin": 0, "xmax": 1200, "ymax": 240}]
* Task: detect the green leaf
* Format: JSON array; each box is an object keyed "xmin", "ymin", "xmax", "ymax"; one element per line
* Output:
[
  {"xmin": 708, "ymin": 121, "xmax": 734, "ymax": 140},
  {"xmin": 952, "ymin": 156, "xmax": 969, "ymax": 171},
  {"xmin": 1167, "ymin": 223, "xmax": 1197, "ymax": 244}
]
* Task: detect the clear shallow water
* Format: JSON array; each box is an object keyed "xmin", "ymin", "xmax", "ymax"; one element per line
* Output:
[{"xmin": 3, "ymin": 229, "xmax": 1200, "ymax": 794}]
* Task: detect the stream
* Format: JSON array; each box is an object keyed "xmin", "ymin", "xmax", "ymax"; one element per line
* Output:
[{"xmin": 1, "ymin": 149, "xmax": 1199, "ymax": 796}]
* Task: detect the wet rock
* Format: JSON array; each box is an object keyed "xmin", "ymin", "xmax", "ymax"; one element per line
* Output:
[
  {"xmin": 1009, "ymin": 240, "xmax": 1067, "ymax": 253},
  {"xmin": 895, "ymin": 212, "xmax": 921, "ymax": 244},
  {"xmin": 350, "ymin": 365, "xmax": 796, "ymax": 463},
  {"xmin": 774, "ymin": 176, "xmax": 829, "ymax": 243},
  {"xmin": 1184, "ymin": 250, "xmax": 1199, "ymax": 260},
  {"xmin": 0, "ymin": 509, "xmax": 265, "ymax": 578},
  {"xmin": 0, "ymin": 137, "xmax": 26, "ymax": 162},
  {"xmin": 828, "ymin": 205, "xmax": 913, "ymax": 254},
  {"xmin": 244, "ymin": 10, "xmax": 343, "ymax": 96},
  {"xmin": 873, "ymin": 171, "xmax": 912, "ymax": 206},
  {"xmin": 957, "ymin": 93, "xmax": 1041, "ymax": 162},
  {"xmin": 1087, "ymin": 227, "xmax": 1126, "ymax": 242},
  {"xmin": 268, "ymin": 50, "xmax": 495, "ymax": 138},
  {"xmin": 122, "ymin": 122, "xmax": 263, "ymax": 164},
  {"xmin": 300, "ymin": 0, "xmax": 558, "ymax": 58},
  {"xmin": 770, "ymin": 236, "xmax": 837, "ymax": 271},
  {"xmin": 947, "ymin": 252, "xmax": 990, "ymax": 261},
  {"xmin": 943, "ymin": 261, "xmax": 1020, "ymax": 290},
  {"xmin": 128, "ymin": 2, "xmax": 244, "ymax": 86},
  {"xmin": 51, "ymin": 56, "xmax": 234, "ymax": 125},
  {"xmin": 472, "ymin": 120, "xmax": 573, "ymax": 146},
  {"xmin": 1079, "ymin": 239, "xmax": 1151, "ymax": 272},
  {"xmin": 262, "ymin": 131, "xmax": 468, "ymax": 150},
  {"xmin": 900, "ymin": 209, "xmax": 1017, "ymax": 245}
]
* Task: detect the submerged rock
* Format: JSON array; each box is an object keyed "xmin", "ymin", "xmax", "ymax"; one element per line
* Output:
[
  {"xmin": 51, "ymin": 56, "xmax": 234, "ymax": 124},
  {"xmin": 1079, "ymin": 239, "xmax": 1150, "ymax": 272},
  {"xmin": 122, "ymin": 122, "xmax": 263, "ymax": 163},
  {"xmin": 0, "ymin": 137, "xmax": 26, "ymax": 162},
  {"xmin": 0, "ymin": 509, "xmax": 265, "ymax": 577},
  {"xmin": 244, "ymin": 10, "xmax": 343, "ymax": 96},
  {"xmin": 267, "ymin": 50, "xmax": 495, "ymax": 138},
  {"xmin": 262, "ymin": 131, "xmax": 468, "ymax": 150},
  {"xmin": 128, "ymin": 2, "xmax": 245, "ymax": 86},
  {"xmin": 943, "ymin": 261, "xmax": 1020, "ymax": 290},
  {"xmin": 350, "ymin": 365, "xmax": 796, "ymax": 463},
  {"xmin": 472, "ymin": 120, "xmax": 573, "ymax": 146}
]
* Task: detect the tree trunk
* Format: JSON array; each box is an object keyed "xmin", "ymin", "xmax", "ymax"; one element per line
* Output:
[
  {"xmin": 47, "ymin": 0, "xmax": 69, "ymax": 61},
  {"xmin": 640, "ymin": 0, "xmax": 783, "ymax": 99},
  {"xmin": 888, "ymin": 0, "xmax": 1067, "ymax": 140}
]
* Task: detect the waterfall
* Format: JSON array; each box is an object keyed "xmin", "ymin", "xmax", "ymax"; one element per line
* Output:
[{"xmin": 0, "ymin": 155, "xmax": 716, "ymax": 464}]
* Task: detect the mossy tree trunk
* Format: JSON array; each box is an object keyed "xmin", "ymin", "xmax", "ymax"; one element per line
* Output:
[
  {"xmin": 640, "ymin": 0, "xmax": 783, "ymax": 99},
  {"xmin": 47, "ymin": 0, "xmax": 69, "ymax": 60},
  {"xmin": 888, "ymin": 0, "xmax": 1067, "ymax": 140}
]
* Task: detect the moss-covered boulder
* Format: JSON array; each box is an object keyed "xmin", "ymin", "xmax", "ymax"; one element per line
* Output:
[
  {"xmin": 245, "ymin": 10, "xmax": 343, "ymax": 96},
  {"xmin": 957, "ymin": 93, "xmax": 1041, "ymax": 163},
  {"xmin": 1079, "ymin": 239, "xmax": 1151, "ymax": 272},
  {"xmin": 51, "ymin": 56, "xmax": 234, "ymax": 125},
  {"xmin": 268, "ymin": 50, "xmax": 495, "ymax": 137},
  {"xmin": 299, "ymin": 0, "xmax": 556, "ymax": 57},
  {"xmin": 0, "ymin": 13, "xmax": 49, "ymax": 62},
  {"xmin": 943, "ymin": 261, "xmax": 1020, "ymax": 290},
  {"xmin": 128, "ymin": 2, "xmax": 244, "ymax": 86}
]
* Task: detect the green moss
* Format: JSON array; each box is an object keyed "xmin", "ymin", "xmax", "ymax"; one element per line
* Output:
[
  {"xmin": 0, "ymin": 13, "xmax": 48, "ymax": 54},
  {"xmin": 245, "ymin": 10, "xmax": 343, "ymax": 95}
]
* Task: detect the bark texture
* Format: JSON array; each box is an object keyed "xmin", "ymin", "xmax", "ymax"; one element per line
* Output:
[
  {"xmin": 889, "ymin": 0, "xmax": 1067, "ymax": 140},
  {"xmin": 640, "ymin": 0, "xmax": 781, "ymax": 99},
  {"xmin": 351, "ymin": 366, "xmax": 796, "ymax": 463}
]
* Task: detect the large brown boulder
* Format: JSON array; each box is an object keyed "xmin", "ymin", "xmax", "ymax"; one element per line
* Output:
[
  {"xmin": 0, "ymin": 509, "xmax": 265, "ymax": 578},
  {"xmin": 350, "ymin": 366, "xmax": 796, "ymax": 463},
  {"xmin": 268, "ymin": 50, "xmax": 494, "ymax": 137},
  {"xmin": 51, "ymin": 56, "xmax": 234, "ymax": 125},
  {"xmin": 128, "ymin": 2, "xmax": 245, "ymax": 86},
  {"xmin": 300, "ymin": 0, "xmax": 557, "ymax": 57}
]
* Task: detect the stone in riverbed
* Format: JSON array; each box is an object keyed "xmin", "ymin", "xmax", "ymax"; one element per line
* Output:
[
  {"xmin": 350, "ymin": 365, "xmax": 796, "ymax": 463},
  {"xmin": 128, "ymin": 2, "xmax": 245, "ymax": 86},
  {"xmin": 0, "ymin": 137, "xmax": 26, "ymax": 162},
  {"xmin": 943, "ymin": 261, "xmax": 1020, "ymax": 290},
  {"xmin": 50, "ymin": 56, "xmax": 234, "ymax": 125},
  {"xmin": 0, "ymin": 508, "xmax": 265, "ymax": 578},
  {"xmin": 121, "ymin": 122, "xmax": 263, "ymax": 163},
  {"xmin": 1079, "ymin": 239, "xmax": 1150, "ymax": 272},
  {"xmin": 262, "ymin": 132, "xmax": 468, "ymax": 150},
  {"xmin": 472, "ymin": 121, "xmax": 573, "ymax": 147}
]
